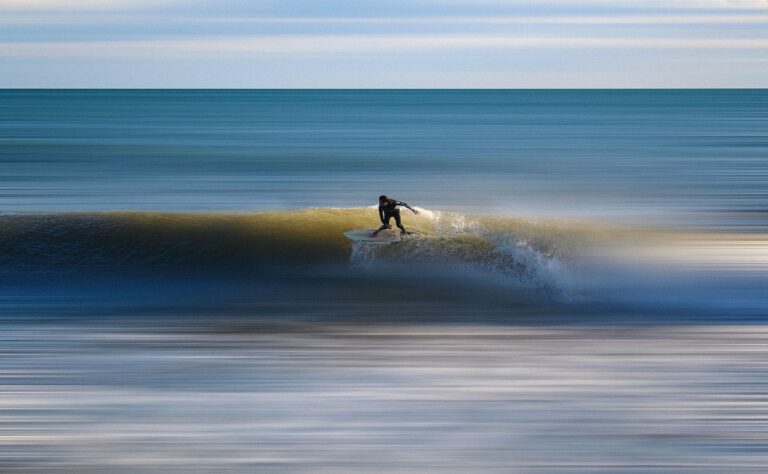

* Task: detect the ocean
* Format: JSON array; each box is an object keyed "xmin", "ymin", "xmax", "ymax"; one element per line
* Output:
[
  {"xmin": 3, "ymin": 89, "xmax": 768, "ymax": 222},
  {"xmin": 1, "ymin": 90, "xmax": 768, "ymax": 472}
]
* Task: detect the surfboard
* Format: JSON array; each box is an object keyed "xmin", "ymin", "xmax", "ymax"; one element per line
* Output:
[{"xmin": 344, "ymin": 228, "xmax": 402, "ymax": 244}]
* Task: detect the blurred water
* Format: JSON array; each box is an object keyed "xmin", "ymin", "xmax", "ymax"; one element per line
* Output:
[
  {"xmin": 2, "ymin": 89, "xmax": 768, "ymax": 227},
  {"xmin": 2, "ymin": 90, "xmax": 768, "ymax": 471},
  {"xmin": 2, "ymin": 322, "xmax": 768, "ymax": 473}
]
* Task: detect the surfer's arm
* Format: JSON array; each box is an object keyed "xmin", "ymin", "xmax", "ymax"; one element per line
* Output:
[
  {"xmin": 378, "ymin": 205, "xmax": 387, "ymax": 223},
  {"xmin": 397, "ymin": 201, "xmax": 419, "ymax": 214}
]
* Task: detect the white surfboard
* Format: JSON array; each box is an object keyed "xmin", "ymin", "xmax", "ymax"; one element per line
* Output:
[{"xmin": 344, "ymin": 228, "xmax": 401, "ymax": 244}]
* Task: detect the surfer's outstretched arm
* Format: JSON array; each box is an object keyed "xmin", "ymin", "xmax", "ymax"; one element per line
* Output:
[{"xmin": 397, "ymin": 201, "xmax": 419, "ymax": 214}]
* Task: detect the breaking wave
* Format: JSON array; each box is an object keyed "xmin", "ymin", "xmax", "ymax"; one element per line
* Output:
[
  {"xmin": 3, "ymin": 207, "xmax": 767, "ymax": 317},
  {"xmin": 0, "ymin": 208, "xmax": 593, "ymax": 291}
]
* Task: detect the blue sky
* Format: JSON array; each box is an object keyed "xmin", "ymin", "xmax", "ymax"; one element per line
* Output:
[{"xmin": 1, "ymin": 0, "xmax": 767, "ymax": 87}]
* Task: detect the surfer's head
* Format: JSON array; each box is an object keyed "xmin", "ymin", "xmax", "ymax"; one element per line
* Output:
[{"xmin": 379, "ymin": 195, "xmax": 388, "ymax": 204}]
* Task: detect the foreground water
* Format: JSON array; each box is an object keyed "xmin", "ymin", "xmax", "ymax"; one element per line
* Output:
[
  {"xmin": 2, "ymin": 322, "xmax": 768, "ymax": 473},
  {"xmin": 1, "ymin": 90, "xmax": 768, "ymax": 471}
]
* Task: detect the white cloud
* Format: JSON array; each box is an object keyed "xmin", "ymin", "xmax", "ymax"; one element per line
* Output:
[
  {"xmin": 193, "ymin": 14, "xmax": 768, "ymax": 25},
  {"xmin": 3, "ymin": 0, "xmax": 768, "ymax": 12},
  {"xmin": 2, "ymin": 35, "xmax": 767, "ymax": 58},
  {"xmin": 0, "ymin": 0, "xmax": 186, "ymax": 11},
  {"xmin": 419, "ymin": 0, "xmax": 768, "ymax": 7}
]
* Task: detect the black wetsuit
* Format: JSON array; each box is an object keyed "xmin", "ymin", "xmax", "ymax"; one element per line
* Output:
[{"xmin": 377, "ymin": 200, "xmax": 409, "ymax": 234}]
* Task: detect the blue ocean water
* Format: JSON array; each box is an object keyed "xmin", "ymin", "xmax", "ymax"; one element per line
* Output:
[
  {"xmin": 2, "ymin": 90, "xmax": 768, "ymax": 472},
  {"xmin": 1, "ymin": 89, "xmax": 767, "ymax": 319},
  {"xmin": 2, "ymin": 89, "xmax": 767, "ymax": 226}
]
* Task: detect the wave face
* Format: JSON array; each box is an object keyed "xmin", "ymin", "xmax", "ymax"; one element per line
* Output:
[
  {"xmin": 0, "ymin": 209, "xmax": 369, "ymax": 271},
  {"xmin": 0, "ymin": 208, "xmax": 577, "ymax": 282},
  {"xmin": 4, "ymin": 207, "xmax": 767, "ymax": 320}
]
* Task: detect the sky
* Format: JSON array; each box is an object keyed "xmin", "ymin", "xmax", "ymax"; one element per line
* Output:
[{"xmin": 1, "ymin": 0, "xmax": 767, "ymax": 87}]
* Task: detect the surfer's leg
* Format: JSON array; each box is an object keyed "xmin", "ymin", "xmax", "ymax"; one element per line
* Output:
[
  {"xmin": 394, "ymin": 210, "xmax": 406, "ymax": 234},
  {"xmin": 372, "ymin": 216, "xmax": 392, "ymax": 236}
]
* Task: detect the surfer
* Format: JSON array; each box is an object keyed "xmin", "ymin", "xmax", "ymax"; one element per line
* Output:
[{"xmin": 373, "ymin": 195, "xmax": 419, "ymax": 236}]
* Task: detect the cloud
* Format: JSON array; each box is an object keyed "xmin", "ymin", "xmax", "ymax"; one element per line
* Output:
[
  {"xmin": 2, "ymin": 35, "xmax": 767, "ymax": 58},
  {"xmin": 193, "ymin": 14, "xmax": 768, "ymax": 25},
  {"xmin": 0, "ymin": 0, "xmax": 188, "ymax": 11},
  {"xmin": 3, "ymin": 0, "xmax": 768, "ymax": 13},
  {"xmin": 1, "ymin": 0, "xmax": 766, "ymax": 87},
  {"xmin": 418, "ymin": 0, "xmax": 768, "ymax": 7}
]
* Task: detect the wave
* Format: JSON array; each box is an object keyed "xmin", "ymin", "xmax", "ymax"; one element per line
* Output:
[
  {"xmin": 0, "ymin": 208, "xmax": 596, "ymax": 288},
  {"xmin": 4, "ymin": 208, "xmax": 768, "ymax": 317}
]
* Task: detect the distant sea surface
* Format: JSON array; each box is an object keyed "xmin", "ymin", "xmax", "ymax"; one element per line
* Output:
[{"xmin": 2, "ymin": 89, "xmax": 767, "ymax": 226}]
